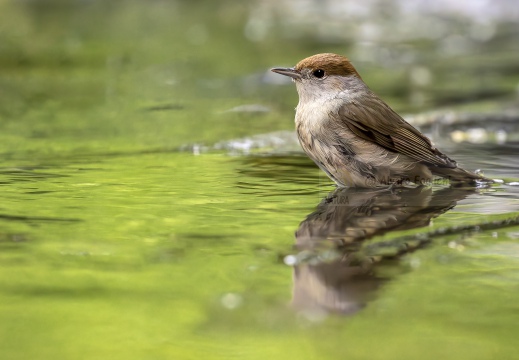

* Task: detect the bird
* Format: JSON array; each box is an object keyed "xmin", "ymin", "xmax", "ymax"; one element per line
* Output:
[{"xmin": 271, "ymin": 53, "xmax": 493, "ymax": 188}]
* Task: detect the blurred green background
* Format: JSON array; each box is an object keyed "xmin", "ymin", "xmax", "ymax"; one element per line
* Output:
[
  {"xmin": 2, "ymin": 0, "xmax": 518, "ymax": 157},
  {"xmin": 0, "ymin": 1, "xmax": 518, "ymax": 359}
]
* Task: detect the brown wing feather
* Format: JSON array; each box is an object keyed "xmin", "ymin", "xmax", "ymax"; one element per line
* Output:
[{"xmin": 337, "ymin": 95, "xmax": 457, "ymax": 168}]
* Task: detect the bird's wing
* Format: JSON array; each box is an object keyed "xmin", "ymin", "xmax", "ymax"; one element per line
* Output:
[{"xmin": 336, "ymin": 95, "xmax": 457, "ymax": 168}]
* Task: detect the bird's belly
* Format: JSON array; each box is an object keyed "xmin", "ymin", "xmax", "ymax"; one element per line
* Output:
[
  {"xmin": 296, "ymin": 131, "xmax": 371, "ymax": 187},
  {"xmin": 297, "ymin": 125, "xmax": 432, "ymax": 187}
]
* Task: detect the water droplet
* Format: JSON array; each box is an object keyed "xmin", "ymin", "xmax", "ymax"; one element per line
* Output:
[
  {"xmin": 221, "ymin": 293, "xmax": 243, "ymax": 309},
  {"xmin": 283, "ymin": 255, "xmax": 297, "ymax": 266}
]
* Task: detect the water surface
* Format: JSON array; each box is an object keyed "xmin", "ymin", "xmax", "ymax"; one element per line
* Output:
[{"xmin": 1, "ymin": 1, "xmax": 519, "ymax": 359}]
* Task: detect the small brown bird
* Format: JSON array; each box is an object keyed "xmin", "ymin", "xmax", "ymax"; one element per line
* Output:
[{"xmin": 272, "ymin": 53, "xmax": 492, "ymax": 188}]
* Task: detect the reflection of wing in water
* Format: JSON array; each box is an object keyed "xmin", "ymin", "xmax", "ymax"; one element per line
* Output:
[
  {"xmin": 292, "ymin": 186, "xmax": 475, "ymax": 315},
  {"xmin": 296, "ymin": 186, "xmax": 474, "ymax": 249}
]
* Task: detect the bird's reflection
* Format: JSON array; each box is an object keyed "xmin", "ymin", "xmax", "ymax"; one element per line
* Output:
[{"xmin": 292, "ymin": 186, "xmax": 475, "ymax": 315}]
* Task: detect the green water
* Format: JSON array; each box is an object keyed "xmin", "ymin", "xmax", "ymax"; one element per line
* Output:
[{"xmin": 1, "ymin": 1, "xmax": 519, "ymax": 359}]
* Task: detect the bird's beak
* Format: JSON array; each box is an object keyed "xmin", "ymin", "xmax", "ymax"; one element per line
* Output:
[{"xmin": 271, "ymin": 67, "xmax": 302, "ymax": 80}]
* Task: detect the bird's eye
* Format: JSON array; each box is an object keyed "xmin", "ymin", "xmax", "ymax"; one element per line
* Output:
[{"xmin": 313, "ymin": 69, "xmax": 325, "ymax": 78}]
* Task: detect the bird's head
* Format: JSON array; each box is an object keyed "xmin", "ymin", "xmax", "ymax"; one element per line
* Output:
[{"xmin": 271, "ymin": 53, "xmax": 364, "ymax": 101}]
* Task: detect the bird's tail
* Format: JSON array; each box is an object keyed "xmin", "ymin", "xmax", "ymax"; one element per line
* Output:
[{"xmin": 431, "ymin": 166, "xmax": 494, "ymax": 185}]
